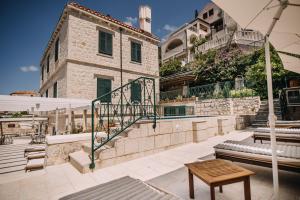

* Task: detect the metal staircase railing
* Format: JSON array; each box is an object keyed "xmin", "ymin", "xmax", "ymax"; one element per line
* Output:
[{"xmin": 89, "ymin": 77, "xmax": 156, "ymax": 169}]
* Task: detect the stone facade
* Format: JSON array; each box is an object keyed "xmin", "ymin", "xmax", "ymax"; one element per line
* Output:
[
  {"xmin": 46, "ymin": 115, "xmax": 239, "ymax": 171},
  {"xmin": 195, "ymin": 97, "xmax": 260, "ymax": 116},
  {"xmin": 39, "ymin": 3, "xmax": 160, "ymax": 100},
  {"xmin": 159, "ymin": 96, "xmax": 260, "ymax": 116}
]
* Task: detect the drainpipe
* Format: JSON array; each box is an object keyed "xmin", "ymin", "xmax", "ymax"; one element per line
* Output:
[
  {"xmin": 185, "ymin": 29, "xmax": 189, "ymax": 63},
  {"xmin": 119, "ymin": 27, "xmax": 124, "ymax": 128}
]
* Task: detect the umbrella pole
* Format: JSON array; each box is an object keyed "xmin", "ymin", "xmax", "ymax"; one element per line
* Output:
[{"xmin": 265, "ymin": 36, "xmax": 279, "ymax": 199}]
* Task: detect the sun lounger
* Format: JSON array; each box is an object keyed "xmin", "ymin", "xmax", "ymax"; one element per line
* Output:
[
  {"xmin": 253, "ymin": 128, "xmax": 300, "ymax": 143},
  {"xmin": 59, "ymin": 176, "xmax": 180, "ymax": 200},
  {"xmin": 24, "ymin": 146, "xmax": 46, "ymax": 156},
  {"xmin": 26, "ymin": 152, "xmax": 46, "ymax": 160},
  {"xmin": 214, "ymin": 140, "xmax": 300, "ymax": 173},
  {"xmin": 25, "ymin": 158, "xmax": 45, "ymax": 172}
]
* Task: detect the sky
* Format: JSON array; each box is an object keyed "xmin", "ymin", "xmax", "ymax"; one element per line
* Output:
[{"xmin": 0, "ymin": 0, "xmax": 210, "ymax": 95}]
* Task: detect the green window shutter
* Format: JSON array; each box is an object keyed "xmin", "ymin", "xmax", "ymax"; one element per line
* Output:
[
  {"xmin": 97, "ymin": 78, "xmax": 112, "ymax": 102},
  {"xmin": 137, "ymin": 44, "xmax": 141, "ymax": 63},
  {"xmin": 53, "ymin": 82, "xmax": 57, "ymax": 98},
  {"xmin": 99, "ymin": 31, "xmax": 112, "ymax": 56},
  {"xmin": 47, "ymin": 56, "xmax": 50, "ymax": 73},
  {"xmin": 107, "ymin": 33, "xmax": 112, "ymax": 55},
  {"xmin": 55, "ymin": 38, "xmax": 59, "ymax": 62},
  {"xmin": 131, "ymin": 42, "xmax": 141, "ymax": 63},
  {"xmin": 131, "ymin": 82, "xmax": 141, "ymax": 102},
  {"xmin": 41, "ymin": 65, "xmax": 44, "ymax": 80}
]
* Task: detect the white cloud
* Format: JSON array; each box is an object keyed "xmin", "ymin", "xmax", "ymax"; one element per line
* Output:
[
  {"xmin": 163, "ymin": 24, "xmax": 178, "ymax": 32},
  {"xmin": 20, "ymin": 65, "xmax": 38, "ymax": 72},
  {"xmin": 124, "ymin": 16, "xmax": 138, "ymax": 26}
]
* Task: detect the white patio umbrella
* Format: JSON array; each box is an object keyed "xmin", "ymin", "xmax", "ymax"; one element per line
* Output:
[{"xmin": 212, "ymin": 0, "xmax": 300, "ymax": 199}]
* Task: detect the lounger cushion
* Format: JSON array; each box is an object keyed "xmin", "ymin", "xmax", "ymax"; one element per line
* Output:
[
  {"xmin": 27, "ymin": 152, "xmax": 46, "ymax": 159},
  {"xmin": 255, "ymin": 128, "xmax": 300, "ymax": 134},
  {"xmin": 25, "ymin": 158, "xmax": 45, "ymax": 170},
  {"xmin": 214, "ymin": 140, "xmax": 300, "ymax": 159},
  {"xmin": 24, "ymin": 146, "xmax": 46, "ymax": 152}
]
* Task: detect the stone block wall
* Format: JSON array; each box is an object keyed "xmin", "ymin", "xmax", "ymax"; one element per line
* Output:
[{"xmin": 195, "ymin": 97, "xmax": 260, "ymax": 116}]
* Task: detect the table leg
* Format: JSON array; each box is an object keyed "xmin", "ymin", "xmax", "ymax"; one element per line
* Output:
[
  {"xmin": 210, "ymin": 186, "xmax": 215, "ymax": 200},
  {"xmin": 188, "ymin": 169, "xmax": 194, "ymax": 199},
  {"xmin": 219, "ymin": 185, "xmax": 223, "ymax": 193},
  {"xmin": 244, "ymin": 176, "xmax": 251, "ymax": 200}
]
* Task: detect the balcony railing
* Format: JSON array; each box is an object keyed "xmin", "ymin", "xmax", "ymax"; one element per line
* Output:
[
  {"xmin": 163, "ymin": 45, "xmax": 185, "ymax": 61},
  {"xmin": 196, "ymin": 31, "xmax": 264, "ymax": 53}
]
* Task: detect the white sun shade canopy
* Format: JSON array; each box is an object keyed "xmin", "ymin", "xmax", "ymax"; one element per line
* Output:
[
  {"xmin": 213, "ymin": 0, "xmax": 300, "ymax": 73},
  {"xmin": 0, "ymin": 95, "xmax": 91, "ymax": 112}
]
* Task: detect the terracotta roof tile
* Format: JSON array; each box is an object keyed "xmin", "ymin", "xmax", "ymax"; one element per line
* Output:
[{"xmin": 68, "ymin": 2, "xmax": 159, "ymax": 41}]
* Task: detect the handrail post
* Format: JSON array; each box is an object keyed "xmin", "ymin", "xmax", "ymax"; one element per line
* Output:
[
  {"xmin": 90, "ymin": 102, "xmax": 95, "ymax": 170},
  {"xmin": 143, "ymin": 78, "xmax": 146, "ymax": 116},
  {"xmin": 153, "ymin": 79, "xmax": 156, "ymax": 129}
]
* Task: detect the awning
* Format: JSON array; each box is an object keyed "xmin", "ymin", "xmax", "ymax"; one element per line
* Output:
[{"xmin": 0, "ymin": 95, "xmax": 91, "ymax": 112}]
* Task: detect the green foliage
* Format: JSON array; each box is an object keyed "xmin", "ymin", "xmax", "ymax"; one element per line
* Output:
[
  {"xmin": 230, "ymin": 88, "xmax": 255, "ymax": 98},
  {"xmin": 11, "ymin": 112, "xmax": 23, "ymax": 118},
  {"xmin": 193, "ymin": 46, "xmax": 249, "ymax": 84},
  {"xmin": 190, "ymin": 36, "xmax": 207, "ymax": 53},
  {"xmin": 159, "ymin": 58, "xmax": 182, "ymax": 77},
  {"xmin": 245, "ymin": 47, "xmax": 296, "ymax": 99}
]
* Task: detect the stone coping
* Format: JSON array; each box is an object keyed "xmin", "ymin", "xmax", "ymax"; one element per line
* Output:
[{"xmin": 46, "ymin": 132, "xmax": 104, "ymax": 145}]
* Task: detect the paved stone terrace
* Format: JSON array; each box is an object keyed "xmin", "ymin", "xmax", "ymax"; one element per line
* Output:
[{"xmin": 0, "ymin": 130, "xmax": 294, "ymax": 200}]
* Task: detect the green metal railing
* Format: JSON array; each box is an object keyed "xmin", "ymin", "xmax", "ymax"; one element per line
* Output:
[
  {"xmin": 160, "ymin": 80, "xmax": 257, "ymax": 101},
  {"xmin": 90, "ymin": 77, "xmax": 156, "ymax": 169}
]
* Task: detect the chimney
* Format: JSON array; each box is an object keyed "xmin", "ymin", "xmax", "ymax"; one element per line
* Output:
[{"xmin": 139, "ymin": 5, "xmax": 151, "ymax": 33}]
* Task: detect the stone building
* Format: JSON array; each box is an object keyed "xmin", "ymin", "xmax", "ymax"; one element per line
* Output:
[
  {"xmin": 161, "ymin": 1, "xmax": 263, "ymax": 64},
  {"xmin": 39, "ymin": 3, "xmax": 160, "ymax": 100}
]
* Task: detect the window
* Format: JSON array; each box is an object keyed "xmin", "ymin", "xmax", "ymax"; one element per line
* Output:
[
  {"xmin": 203, "ymin": 12, "xmax": 207, "ymax": 19},
  {"xmin": 131, "ymin": 81, "xmax": 141, "ymax": 102},
  {"xmin": 97, "ymin": 78, "xmax": 112, "ymax": 102},
  {"xmin": 53, "ymin": 82, "xmax": 57, "ymax": 98},
  {"xmin": 131, "ymin": 41, "xmax": 141, "ymax": 63},
  {"xmin": 55, "ymin": 38, "xmax": 59, "ymax": 62},
  {"xmin": 41, "ymin": 65, "xmax": 44, "ymax": 81},
  {"xmin": 99, "ymin": 31, "xmax": 112, "ymax": 55},
  {"xmin": 47, "ymin": 55, "xmax": 50, "ymax": 73},
  {"xmin": 209, "ymin": 9, "xmax": 214, "ymax": 16},
  {"xmin": 45, "ymin": 90, "xmax": 48, "ymax": 98}
]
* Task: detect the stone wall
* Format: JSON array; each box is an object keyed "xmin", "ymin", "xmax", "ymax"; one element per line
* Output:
[
  {"xmin": 46, "ymin": 115, "xmax": 239, "ymax": 168},
  {"xmin": 195, "ymin": 97, "xmax": 260, "ymax": 116},
  {"xmin": 46, "ymin": 133, "xmax": 90, "ymax": 165}
]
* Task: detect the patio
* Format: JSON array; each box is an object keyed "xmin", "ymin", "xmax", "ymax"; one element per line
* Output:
[{"xmin": 0, "ymin": 129, "xmax": 299, "ymax": 200}]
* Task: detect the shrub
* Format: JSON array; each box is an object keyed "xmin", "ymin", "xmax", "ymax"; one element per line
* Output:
[{"xmin": 230, "ymin": 88, "xmax": 255, "ymax": 98}]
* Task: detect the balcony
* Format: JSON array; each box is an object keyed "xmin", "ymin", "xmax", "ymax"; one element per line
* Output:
[
  {"xmin": 163, "ymin": 44, "xmax": 185, "ymax": 61},
  {"xmin": 196, "ymin": 30, "xmax": 264, "ymax": 53}
]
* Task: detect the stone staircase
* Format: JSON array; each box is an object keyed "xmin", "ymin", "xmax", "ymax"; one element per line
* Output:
[
  {"xmin": 69, "ymin": 121, "xmax": 155, "ymax": 173},
  {"xmin": 252, "ymin": 99, "xmax": 282, "ymax": 127}
]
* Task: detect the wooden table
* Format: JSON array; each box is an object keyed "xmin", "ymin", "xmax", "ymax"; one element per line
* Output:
[{"xmin": 185, "ymin": 159, "xmax": 255, "ymax": 200}]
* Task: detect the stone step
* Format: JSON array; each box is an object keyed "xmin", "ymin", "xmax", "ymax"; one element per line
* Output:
[
  {"xmin": 82, "ymin": 142, "xmax": 111, "ymax": 155},
  {"xmin": 69, "ymin": 150, "xmax": 91, "ymax": 173}
]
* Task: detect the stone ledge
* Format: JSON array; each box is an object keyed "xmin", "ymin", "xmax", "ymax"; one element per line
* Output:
[{"xmin": 46, "ymin": 132, "xmax": 106, "ymax": 145}]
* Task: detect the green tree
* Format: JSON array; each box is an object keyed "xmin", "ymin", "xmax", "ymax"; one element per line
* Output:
[
  {"xmin": 159, "ymin": 58, "xmax": 182, "ymax": 77},
  {"xmin": 245, "ymin": 46, "xmax": 296, "ymax": 99}
]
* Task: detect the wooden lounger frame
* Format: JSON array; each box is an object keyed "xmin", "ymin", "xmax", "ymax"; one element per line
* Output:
[
  {"xmin": 253, "ymin": 133, "xmax": 300, "ymax": 143},
  {"xmin": 215, "ymin": 150, "xmax": 300, "ymax": 173}
]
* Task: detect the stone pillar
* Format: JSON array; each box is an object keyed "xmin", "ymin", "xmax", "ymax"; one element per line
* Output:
[
  {"xmin": 230, "ymin": 98, "xmax": 234, "ymax": 115},
  {"xmin": 82, "ymin": 109, "xmax": 87, "ymax": 132},
  {"xmin": 182, "ymin": 85, "xmax": 189, "ymax": 98},
  {"xmin": 55, "ymin": 108, "xmax": 59, "ymax": 135},
  {"xmin": 217, "ymin": 119, "xmax": 224, "ymax": 136},
  {"xmin": 67, "ymin": 104, "xmax": 72, "ymax": 134}
]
